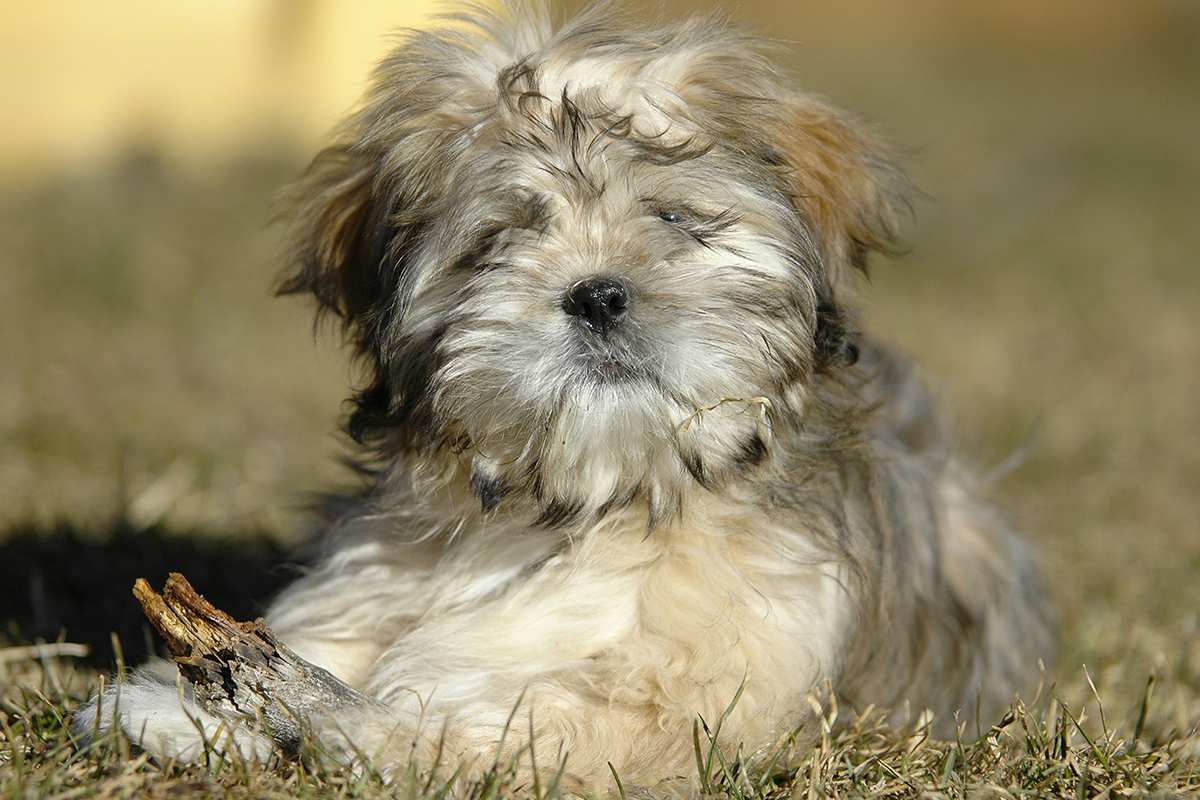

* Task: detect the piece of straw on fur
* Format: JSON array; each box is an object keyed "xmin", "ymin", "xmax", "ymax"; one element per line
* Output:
[{"xmin": 679, "ymin": 395, "xmax": 774, "ymax": 432}]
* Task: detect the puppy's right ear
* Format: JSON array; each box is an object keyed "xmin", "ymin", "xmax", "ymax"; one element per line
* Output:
[
  {"xmin": 277, "ymin": 8, "xmax": 516, "ymax": 324},
  {"xmin": 276, "ymin": 145, "xmax": 393, "ymax": 326}
]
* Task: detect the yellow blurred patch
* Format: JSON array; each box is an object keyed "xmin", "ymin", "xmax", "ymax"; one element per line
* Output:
[{"xmin": 0, "ymin": 1, "xmax": 455, "ymax": 176}]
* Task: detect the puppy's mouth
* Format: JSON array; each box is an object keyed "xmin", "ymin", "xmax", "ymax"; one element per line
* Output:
[
  {"xmin": 561, "ymin": 277, "xmax": 650, "ymax": 384},
  {"xmin": 583, "ymin": 354, "xmax": 641, "ymax": 383},
  {"xmin": 572, "ymin": 336, "xmax": 647, "ymax": 384}
]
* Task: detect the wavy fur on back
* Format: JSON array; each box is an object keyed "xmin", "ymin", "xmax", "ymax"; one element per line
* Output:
[{"xmin": 78, "ymin": 2, "xmax": 1054, "ymax": 792}]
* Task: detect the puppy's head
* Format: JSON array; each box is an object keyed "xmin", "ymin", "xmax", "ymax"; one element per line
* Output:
[{"xmin": 280, "ymin": 3, "xmax": 908, "ymax": 524}]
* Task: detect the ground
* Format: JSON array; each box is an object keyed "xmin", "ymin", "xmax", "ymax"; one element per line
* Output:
[{"xmin": 2, "ymin": 6, "xmax": 1199, "ymax": 798}]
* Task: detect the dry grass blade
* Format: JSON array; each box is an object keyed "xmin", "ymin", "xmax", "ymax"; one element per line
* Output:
[{"xmin": 0, "ymin": 643, "xmax": 90, "ymax": 664}]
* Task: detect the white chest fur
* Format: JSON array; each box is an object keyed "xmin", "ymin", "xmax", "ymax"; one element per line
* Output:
[{"xmin": 360, "ymin": 499, "xmax": 854, "ymax": 740}]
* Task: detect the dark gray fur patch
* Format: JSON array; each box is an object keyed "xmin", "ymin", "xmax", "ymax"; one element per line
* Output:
[
  {"xmin": 535, "ymin": 497, "xmax": 586, "ymax": 528},
  {"xmin": 680, "ymin": 450, "xmax": 710, "ymax": 489},
  {"xmin": 735, "ymin": 433, "xmax": 768, "ymax": 467},
  {"xmin": 470, "ymin": 471, "xmax": 507, "ymax": 513}
]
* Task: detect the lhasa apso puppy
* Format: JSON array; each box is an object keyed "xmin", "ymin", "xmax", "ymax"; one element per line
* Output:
[{"xmin": 77, "ymin": 1, "xmax": 1054, "ymax": 790}]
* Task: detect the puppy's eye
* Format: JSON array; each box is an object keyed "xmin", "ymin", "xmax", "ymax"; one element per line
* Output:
[{"xmin": 658, "ymin": 210, "xmax": 684, "ymax": 224}]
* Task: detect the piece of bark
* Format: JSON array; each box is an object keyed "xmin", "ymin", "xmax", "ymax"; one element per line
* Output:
[{"xmin": 133, "ymin": 572, "xmax": 376, "ymax": 755}]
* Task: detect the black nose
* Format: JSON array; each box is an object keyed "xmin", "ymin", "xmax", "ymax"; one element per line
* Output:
[{"xmin": 562, "ymin": 277, "xmax": 630, "ymax": 335}]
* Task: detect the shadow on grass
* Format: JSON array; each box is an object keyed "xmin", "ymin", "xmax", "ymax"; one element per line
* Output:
[{"xmin": 0, "ymin": 519, "xmax": 296, "ymax": 667}]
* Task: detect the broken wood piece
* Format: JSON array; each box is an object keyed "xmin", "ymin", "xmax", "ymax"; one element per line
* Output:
[
  {"xmin": 132, "ymin": 572, "xmax": 378, "ymax": 755},
  {"xmin": 132, "ymin": 573, "xmax": 257, "ymax": 659}
]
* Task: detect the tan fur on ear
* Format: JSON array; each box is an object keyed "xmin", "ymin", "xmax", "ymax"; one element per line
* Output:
[{"xmin": 771, "ymin": 100, "xmax": 911, "ymax": 285}]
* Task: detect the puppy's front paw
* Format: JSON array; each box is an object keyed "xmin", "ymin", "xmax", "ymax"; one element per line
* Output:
[
  {"xmin": 132, "ymin": 574, "xmax": 380, "ymax": 757},
  {"xmin": 72, "ymin": 666, "xmax": 273, "ymax": 764}
]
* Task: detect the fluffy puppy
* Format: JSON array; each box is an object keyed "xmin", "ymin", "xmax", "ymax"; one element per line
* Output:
[{"xmin": 76, "ymin": 1, "xmax": 1054, "ymax": 791}]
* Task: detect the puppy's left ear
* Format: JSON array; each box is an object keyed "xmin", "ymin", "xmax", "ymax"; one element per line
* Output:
[
  {"xmin": 769, "ymin": 99, "xmax": 911, "ymax": 371},
  {"xmin": 771, "ymin": 99, "xmax": 910, "ymax": 286}
]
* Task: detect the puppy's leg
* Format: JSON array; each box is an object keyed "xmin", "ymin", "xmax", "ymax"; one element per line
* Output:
[
  {"xmin": 77, "ymin": 574, "xmax": 394, "ymax": 768},
  {"xmin": 74, "ymin": 526, "xmax": 455, "ymax": 768},
  {"xmin": 72, "ymin": 589, "xmax": 387, "ymax": 767},
  {"xmin": 264, "ymin": 570, "xmax": 405, "ymax": 689},
  {"xmin": 344, "ymin": 579, "xmax": 837, "ymax": 787},
  {"xmin": 75, "ymin": 500, "xmax": 555, "ymax": 766},
  {"xmin": 336, "ymin": 657, "xmax": 810, "ymax": 789},
  {"xmin": 72, "ymin": 665, "xmax": 274, "ymax": 764},
  {"xmin": 263, "ymin": 530, "xmax": 445, "ymax": 687}
]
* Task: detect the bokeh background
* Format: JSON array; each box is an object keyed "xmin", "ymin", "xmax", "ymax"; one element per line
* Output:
[{"xmin": 2, "ymin": 0, "xmax": 1198, "ymax": 768}]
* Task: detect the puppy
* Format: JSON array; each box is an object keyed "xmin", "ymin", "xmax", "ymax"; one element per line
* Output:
[{"xmin": 76, "ymin": 2, "xmax": 1054, "ymax": 790}]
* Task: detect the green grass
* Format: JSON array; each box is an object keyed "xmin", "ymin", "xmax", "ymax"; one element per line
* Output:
[{"xmin": 3, "ymin": 11, "xmax": 1200, "ymax": 798}]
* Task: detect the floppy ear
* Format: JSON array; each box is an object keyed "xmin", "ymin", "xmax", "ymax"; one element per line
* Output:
[
  {"xmin": 277, "ymin": 145, "xmax": 418, "ymax": 447},
  {"xmin": 769, "ymin": 99, "xmax": 911, "ymax": 371},
  {"xmin": 276, "ymin": 145, "xmax": 394, "ymax": 326},
  {"xmin": 772, "ymin": 99, "xmax": 910, "ymax": 284}
]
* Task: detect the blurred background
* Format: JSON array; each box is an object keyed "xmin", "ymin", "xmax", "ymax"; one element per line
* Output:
[{"xmin": 1, "ymin": 0, "xmax": 1198, "ymax": 748}]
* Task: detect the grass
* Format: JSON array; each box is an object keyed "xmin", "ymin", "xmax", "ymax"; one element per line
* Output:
[
  {"xmin": 5, "ymin": 660, "xmax": 1198, "ymax": 797},
  {"xmin": 3, "ymin": 6, "xmax": 1200, "ymax": 797}
]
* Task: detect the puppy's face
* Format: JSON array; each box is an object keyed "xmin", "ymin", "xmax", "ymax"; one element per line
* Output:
[
  {"xmin": 282, "ymin": 6, "xmax": 906, "ymax": 523},
  {"xmin": 421, "ymin": 100, "xmax": 826, "ymax": 518}
]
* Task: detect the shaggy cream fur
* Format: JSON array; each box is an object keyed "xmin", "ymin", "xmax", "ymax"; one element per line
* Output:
[{"xmin": 76, "ymin": 2, "xmax": 1054, "ymax": 792}]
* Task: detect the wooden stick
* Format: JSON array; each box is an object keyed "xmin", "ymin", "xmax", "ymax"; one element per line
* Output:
[{"xmin": 133, "ymin": 573, "xmax": 377, "ymax": 755}]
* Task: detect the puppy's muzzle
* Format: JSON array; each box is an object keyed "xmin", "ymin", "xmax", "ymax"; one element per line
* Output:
[{"xmin": 562, "ymin": 276, "xmax": 630, "ymax": 337}]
